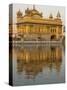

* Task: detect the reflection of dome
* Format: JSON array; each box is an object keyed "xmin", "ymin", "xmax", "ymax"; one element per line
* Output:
[
  {"xmin": 17, "ymin": 10, "xmax": 22, "ymax": 17},
  {"xmin": 15, "ymin": 45, "xmax": 62, "ymax": 79}
]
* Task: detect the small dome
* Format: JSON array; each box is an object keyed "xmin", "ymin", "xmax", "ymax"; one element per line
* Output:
[
  {"xmin": 56, "ymin": 11, "xmax": 61, "ymax": 18},
  {"xmin": 25, "ymin": 8, "xmax": 30, "ymax": 14},
  {"xmin": 24, "ymin": 5, "xmax": 43, "ymax": 18},
  {"xmin": 17, "ymin": 10, "xmax": 22, "ymax": 17},
  {"xmin": 30, "ymin": 5, "xmax": 42, "ymax": 17},
  {"xmin": 31, "ymin": 9, "xmax": 39, "ymax": 15},
  {"xmin": 49, "ymin": 13, "xmax": 53, "ymax": 19},
  {"xmin": 23, "ymin": 15, "xmax": 31, "ymax": 19}
]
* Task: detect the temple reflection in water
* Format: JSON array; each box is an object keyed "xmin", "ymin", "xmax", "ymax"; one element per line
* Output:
[{"xmin": 12, "ymin": 44, "xmax": 65, "ymax": 85}]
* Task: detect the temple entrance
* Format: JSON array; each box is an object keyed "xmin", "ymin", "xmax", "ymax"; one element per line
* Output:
[
  {"xmin": 38, "ymin": 36, "xmax": 41, "ymax": 41},
  {"xmin": 51, "ymin": 35, "xmax": 56, "ymax": 40}
]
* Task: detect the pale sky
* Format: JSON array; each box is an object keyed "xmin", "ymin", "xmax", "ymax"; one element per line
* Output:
[{"xmin": 13, "ymin": 3, "xmax": 65, "ymax": 25}]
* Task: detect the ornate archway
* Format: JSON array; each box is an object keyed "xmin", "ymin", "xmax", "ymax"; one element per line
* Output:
[{"xmin": 51, "ymin": 35, "xmax": 56, "ymax": 40}]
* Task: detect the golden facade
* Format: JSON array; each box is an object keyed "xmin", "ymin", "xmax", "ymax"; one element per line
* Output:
[{"xmin": 16, "ymin": 5, "xmax": 63, "ymax": 41}]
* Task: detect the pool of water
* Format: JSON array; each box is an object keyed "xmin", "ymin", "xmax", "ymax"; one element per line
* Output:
[{"xmin": 11, "ymin": 44, "xmax": 65, "ymax": 86}]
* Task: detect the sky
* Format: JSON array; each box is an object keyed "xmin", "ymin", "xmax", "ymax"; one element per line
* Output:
[{"xmin": 12, "ymin": 3, "xmax": 65, "ymax": 25}]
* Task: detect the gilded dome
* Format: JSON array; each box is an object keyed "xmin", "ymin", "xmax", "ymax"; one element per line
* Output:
[
  {"xmin": 31, "ymin": 8, "xmax": 39, "ymax": 15},
  {"xmin": 49, "ymin": 13, "xmax": 53, "ymax": 19},
  {"xmin": 17, "ymin": 10, "xmax": 22, "ymax": 17},
  {"xmin": 56, "ymin": 11, "xmax": 61, "ymax": 18},
  {"xmin": 24, "ymin": 5, "xmax": 42, "ymax": 18},
  {"xmin": 31, "ymin": 5, "xmax": 42, "ymax": 17}
]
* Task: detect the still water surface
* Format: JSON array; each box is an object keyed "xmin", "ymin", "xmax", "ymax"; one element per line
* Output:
[{"xmin": 12, "ymin": 44, "xmax": 65, "ymax": 86}]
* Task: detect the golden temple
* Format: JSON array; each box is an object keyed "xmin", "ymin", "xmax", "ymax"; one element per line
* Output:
[
  {"xmin": 16, "ymin": 5, "xmax": 63, "ymax": 41},
  {"xmin": 9, "ymin": 5, "xmax": 65, "ymax": 42}
]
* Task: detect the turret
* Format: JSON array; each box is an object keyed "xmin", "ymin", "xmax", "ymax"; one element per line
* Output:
[
  {"xmin": 49, "ymin": 13, "xmax": 53, "ymax": 19},
  {"xmin": 25, "ymin": 8, "xmax": 30, "ymax": 15},
  {"xmin": 56, "ymin": 11, "xmax": 61, "ymax": 19},
  {"xmin": 33, "ymin": 5, "xmax": 35, "ymax": 10},
  {"xmin": 17, "ymin": 10, "xmax": 22, "ymax": 17}
]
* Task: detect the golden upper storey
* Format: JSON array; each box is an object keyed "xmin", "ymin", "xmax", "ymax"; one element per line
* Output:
[{"xmin": 17, "ymin": 5, "xmax": 62, "ymax": 25}]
